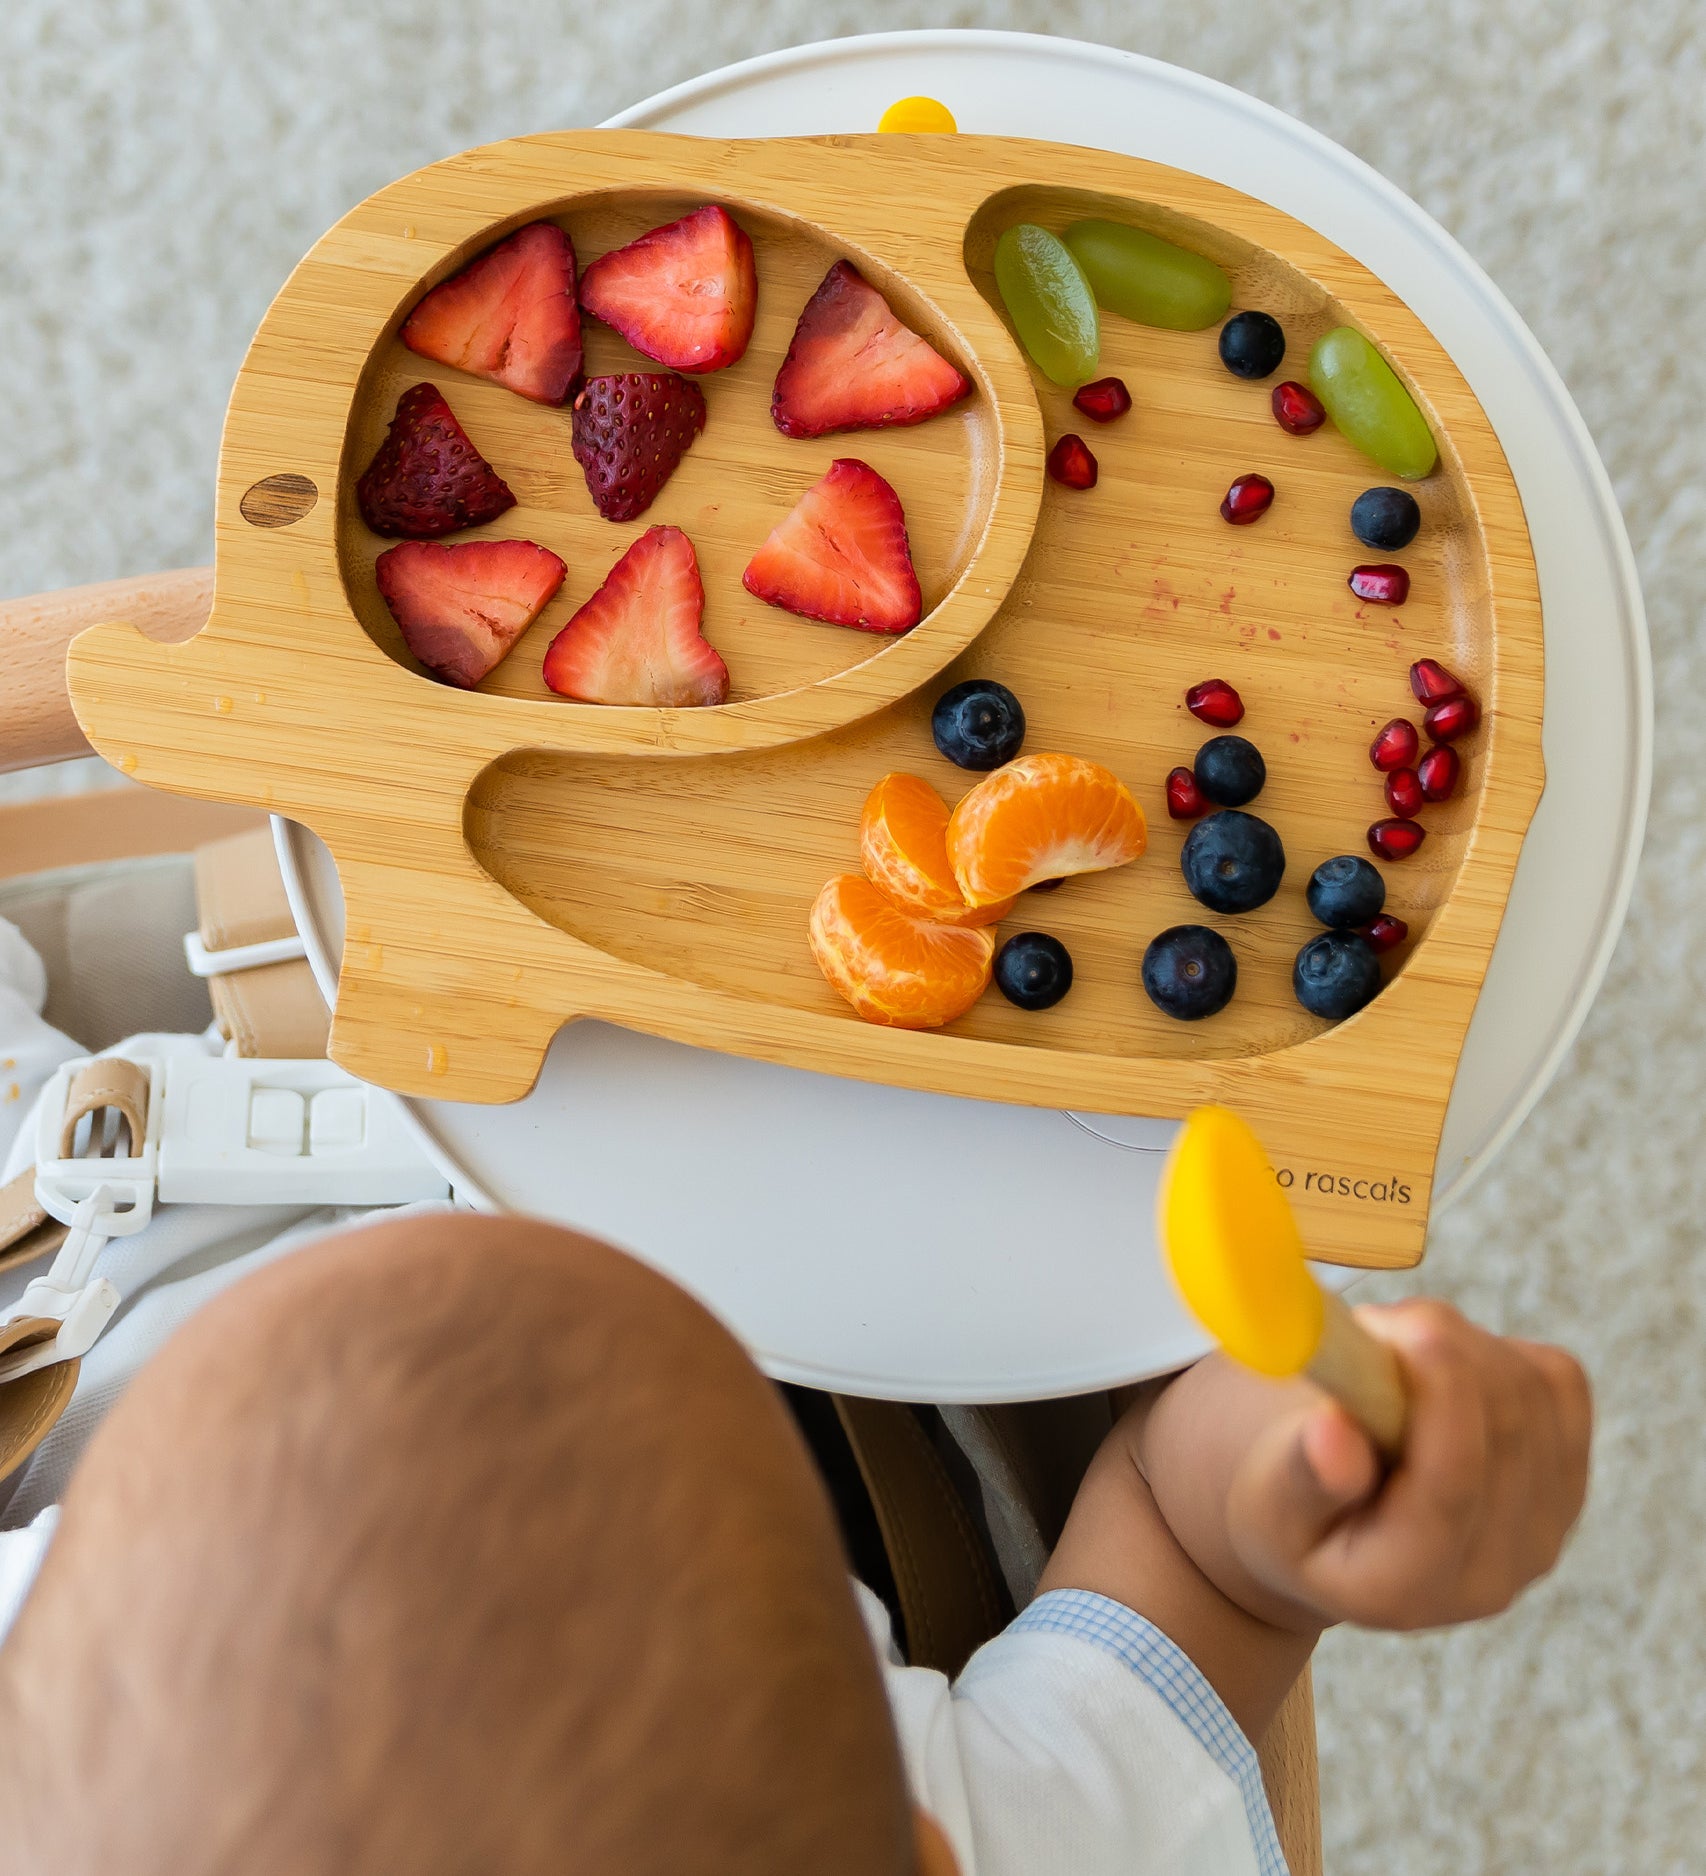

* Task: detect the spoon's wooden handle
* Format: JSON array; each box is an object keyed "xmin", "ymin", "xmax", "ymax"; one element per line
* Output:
[
  {"xmin": 1305, "ymin": 1291, "xmax": 1408, "ymax": 1459},
  {"xmin": 0, "ymin": 566, "xmax": 212, "ymax": 773}
]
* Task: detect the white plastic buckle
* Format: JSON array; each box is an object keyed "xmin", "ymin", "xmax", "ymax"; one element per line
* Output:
[
  {"xmin": 0, "ymin": 1188, "xmax": 123, "ymax": 1384},
  {"xmin": 35, "ymin": 1053, "xmax": 448, "ymax": 1218},
  {"xmin": 182, "ymin": 931, "xmax": 307, "ymax": 977},
  {"xmin": 155, "ymin": 1056, "xmax": 448, "ymax": 1207},
  {"xmin": 34, "ymin": 1056, "xmax": 163, "ymax": 1235},
  {"xmin": 9, "ymin": 1055, "xmax": 448, "ymax": 1386}
]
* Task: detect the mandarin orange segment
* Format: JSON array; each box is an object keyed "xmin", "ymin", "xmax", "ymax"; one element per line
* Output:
[
  {"xmin": 946, "ymin": 752, "xmax": 1148, "ymax": 905},
  {"xmin": 859, "ymin": 772, "xmax": 1015, "ymax": 928},
  {"xmin": 808, "ymin": 874, "xmax": 995, "ymax": 1028}
]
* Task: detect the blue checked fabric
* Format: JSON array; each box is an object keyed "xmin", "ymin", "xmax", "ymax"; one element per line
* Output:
[{"xmin": 1011, "ymin": 1589, "xmax": 1289, "ymax": 1876}]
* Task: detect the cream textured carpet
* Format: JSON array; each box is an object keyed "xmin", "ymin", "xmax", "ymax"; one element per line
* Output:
[{"xmin": 1, "ymin": 3, "xmax": 1700, "ymax": 1868}]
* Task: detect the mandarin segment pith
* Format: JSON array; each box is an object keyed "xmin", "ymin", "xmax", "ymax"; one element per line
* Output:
[
  {"xmin": 859, "ymin": 773, "xmax": 1014, "ymax": 927},
  {"xmin": 945, "ymin": 753, "xmax": 1147, "ymax": 906}
]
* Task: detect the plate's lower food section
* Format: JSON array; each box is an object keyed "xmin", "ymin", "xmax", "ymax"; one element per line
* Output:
[{"xmin": 65, "ymin": 131, "xmax": 1544, "ymax": 1265}]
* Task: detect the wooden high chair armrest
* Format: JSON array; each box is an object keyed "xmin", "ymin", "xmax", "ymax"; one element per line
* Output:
[{"xmin": 0, "ymin": 567, "xmax": 212, "ymax": 773}]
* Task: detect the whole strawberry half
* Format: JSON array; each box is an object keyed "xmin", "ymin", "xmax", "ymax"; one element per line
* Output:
[
  {"xmin": 402, "ymin": 221, "xmax": 582, "ymax": 405},
  {"xmin": 771, "ymin": 260, "xmax": 970, "ymax": 438},
  {"xmin": 356, "ymin": 383, "xmax": 516, "ymax": 539},
  {"xmin": 743, "ymin": 458, "xmax": 922, "ymax": 634},
  {"xmin": 543, "ymin": 525, "xmax": 729, "ymax": 707},
  {"xmin": 376, "ymin": 539, "xmax": 567, "ymax": 689},
  {"xmin": 570, "ymin": 372, "xmax": 707, "ymax": 522},
  {"xmin": 579, "ymin": 204, "xmax": 756, "ymax": 373}
]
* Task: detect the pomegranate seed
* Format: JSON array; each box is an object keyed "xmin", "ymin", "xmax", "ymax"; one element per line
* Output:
[
  {"xmin": 1186, "ymin": 678, "xmax": 1245, "ymax": 728},
  {"xmin": 1417, "ymin": 743, "xmax": 1461, "ymax": 800},
  {"xmin": 1166, "ymin": 766, "xmax": 1208, "ymax": 820},
  {"xmin": 1348, "ymin": 564, "xmax": 1410, "ymax": 605},
  {"xmin": 1368, "ymin": 818, "xmax": 1426, "ymax": 861},
  {"xmin": 1385, "ymin": 766, "xmax": 1425, "ymax": 818},
  {"xmin": 1359, "ymin": 913, "xmax": 1409, "ymax": 954},
  {"xmin": 1369, "ymin": 718, "xmax": 1419, "ymax": 773},
  {"xmin": 1424, "ymin": 694, "xmax": 1479, "ymax": 742},
  {"xmin": 1270, "ymin": 380, "xmax": 1326, "ymax": 435},
  {"xmin": 1072, "ymin": 376, "xmax": 1132, "ymax": 423},
  {"xmin": 1047, "ymin": 433, "xmax": 1098, "ymax": 489},
  {"xmin": 1408, "ymin": 658, "xmax": 1465, "ymax": 705},
  {"xmin": 1220, "ymin": 472, "xmax": 1275, "ymax": 524}
]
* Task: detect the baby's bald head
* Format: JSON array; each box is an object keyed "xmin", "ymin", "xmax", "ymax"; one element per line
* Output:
[{"xmin": 0, "ymin": 1215, "xmax": 918, "ymax": 1876}]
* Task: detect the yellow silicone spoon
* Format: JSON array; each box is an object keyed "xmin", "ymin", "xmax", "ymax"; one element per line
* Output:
[{"xmin": 1159, "ymin": 1105, "xmax": 1408, "ymax": 1458}]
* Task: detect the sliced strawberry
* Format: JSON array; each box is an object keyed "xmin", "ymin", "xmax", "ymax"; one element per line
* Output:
[
  {"xmin": 742, "ymin": 459, "xmax": 922, "ymax": 634},
  {"xmin": 356, "ymin": 383, "xmax": 516, "ymax": 539},
  {"xmin": 771, "ymin": 261, "xmax": 971, "ymax": 438},
  {"xmin": 401, "ymin": 221, "xmax": 582, "ymax": 405},
  {"xmin": 570, "ymin": 372, "xmax": 707, "ymax": 522},
  {"xmin": 578, "ymin": 205, "xmax": 756, "ymax": 373},
  {"xmin": 376, "ymin": 539, "xmax": 566, "ymax": 689},
  {"xmin": 543, "ymin": 526, "xmax": 729, "ymax": 707}
]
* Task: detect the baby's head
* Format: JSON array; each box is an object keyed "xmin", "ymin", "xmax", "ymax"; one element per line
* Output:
[{"xmin": 0, "ymin": 1215, "xmax": 944, "ymax": 1874}]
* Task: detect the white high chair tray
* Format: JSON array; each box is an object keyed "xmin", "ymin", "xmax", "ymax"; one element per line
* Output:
[{"xmin": 277, "ymin": 31, "xmax": 1648, "ymax": 1403}]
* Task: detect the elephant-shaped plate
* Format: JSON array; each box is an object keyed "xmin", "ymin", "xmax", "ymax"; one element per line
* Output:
[{"xmin": 67, "ymin": 131, "xmax": 1544, "ymax": 1268}]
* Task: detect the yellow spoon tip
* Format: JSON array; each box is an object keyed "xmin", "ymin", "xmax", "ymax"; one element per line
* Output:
[
  {"xmin": 1159, "ymin": 1105, "xmax": 1324, "ymax": 1378},
  {"xmin": 878, "ymin": 95, "xmax": 958, "ymax": 134}
]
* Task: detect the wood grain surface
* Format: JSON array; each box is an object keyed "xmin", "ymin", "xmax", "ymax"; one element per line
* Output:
[
  {"xmin": 1, "ymin": 566, "xmax": 211, "ymax": 771},
  {"xmin": 1260, "ymin": 1667, "xmax": 1323, "ymax": 1876},
  {"xmin": 63, "ymin": 131, "xmax": 1545, "ymax": 1268}
]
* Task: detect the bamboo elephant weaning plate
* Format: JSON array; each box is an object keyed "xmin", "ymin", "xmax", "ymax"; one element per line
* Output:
[{"xmin": 66, "ymin": 129, "xmax": 1543, "ymax": 1268}]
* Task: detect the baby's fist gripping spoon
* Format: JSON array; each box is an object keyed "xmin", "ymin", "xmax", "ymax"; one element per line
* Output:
[{"xmin": 1159, "ymin": 1105, "xmax": 1408, "ymax": 1458}]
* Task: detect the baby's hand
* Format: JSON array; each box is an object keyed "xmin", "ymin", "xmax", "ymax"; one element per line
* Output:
[
  {"xmin": 1220, "ymin": 1300, "xmax": 1591, "ymax": 1630},
  {"xmin": 1042, "ymin": 1298, "xmax": 1590, "ymax": 1736}
]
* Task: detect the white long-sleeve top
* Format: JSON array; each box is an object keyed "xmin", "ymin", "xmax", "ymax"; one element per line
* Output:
[{"xmin": 0, "ymin": 915, "xmax": 1284, "ymax": 1875}]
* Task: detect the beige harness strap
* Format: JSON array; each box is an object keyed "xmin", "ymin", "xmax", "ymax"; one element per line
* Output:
[
  {"xmin": 0, "ymin": 828, "xmax": 325, "ymax": 1487},
  {"xmin": 0, "ymin": 1168, "xmax": 68, "ymax": 1275},
  {"xmin": 56, "ymin": 1056, "xmax": 149, "ymax": 1159},
  {"xmin": 0, "ymin": 1317, "xmax": 63, "ymax": 1360},
  {"xmin": 0, "ymin": 826, "xmax": 329, "ymax": 1484},
  {"xmin": 0, "ymin": 1359, "xmax": 80, "ymax": 1488},
  {"xmin": 0, "ymin": 1059, "xmax": 154, "ymax": 1479},
  {"xmin": 193, "ymin": 828, "xmax": 329, "ymax": 1059},
  {"xmin": 0, "ymin": 1056, "xmax": 153, "ymax": 1277}
]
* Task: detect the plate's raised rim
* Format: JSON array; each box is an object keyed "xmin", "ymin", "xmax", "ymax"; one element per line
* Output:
[{"xmin": 608, "ymin": 28, "xmax": 1653, "ymax": 1209}]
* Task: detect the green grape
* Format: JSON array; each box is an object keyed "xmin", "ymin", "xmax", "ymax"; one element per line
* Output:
[
  {"xmin": 1063, "ymin": 220, "xmax": 1232, "ymax": 332},
  {"xmin": 993, "ymin": 223, "xmax": 1100, "ymax": 387},
  {"xmin": 1308, "ymin": 327, "xmax": 1438, "ymax": 480}
]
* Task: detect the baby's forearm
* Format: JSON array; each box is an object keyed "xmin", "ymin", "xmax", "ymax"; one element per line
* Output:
[{"xmin": 1036, "ymin": 1369, "xmax": 1320, "ymax": 1742}]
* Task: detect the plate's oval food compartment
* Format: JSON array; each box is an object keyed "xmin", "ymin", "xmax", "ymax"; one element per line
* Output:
[
  {"xmin": 64, "ymin": 132, "xmax": 1543, "ymax": 1268},
  {"xmin": 337, "ymin": 187, "xmax": 1008, "ymax": 714}
]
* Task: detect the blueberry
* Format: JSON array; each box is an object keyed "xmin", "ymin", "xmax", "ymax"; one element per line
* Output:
[
  {"xmin": 1306, "ymin": 855, "xmax": 1386, "ymax": 930},
  {"xmin": 1293, "ymin": 930, "xmax": 1381, "ymax": 1020},
  {"xmin": 1218, "ymin": 310, "xmax": 1286, "ymax": 380},
  {"xmin": 1142, "ymin": 925, "xmax": 1237, "ymax": 1020},
  {"xmin": 1180, "ymin": 810, "xmax": 1286, "ymax": 914},
  {"xmin": 932, "ymin": 679, "xmax": 1026, "ymax": 770},
  {"xmin": 994, "ymin": 932, "xmax": 1073, "ymax": 1010},
  {"xmin": 1194, "ymin": 735, "xmax": 1266, "ymax": 807},
  {"xmin": 1350, "ymin": 486, "xmax": 1421, "ymax": 552}
]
